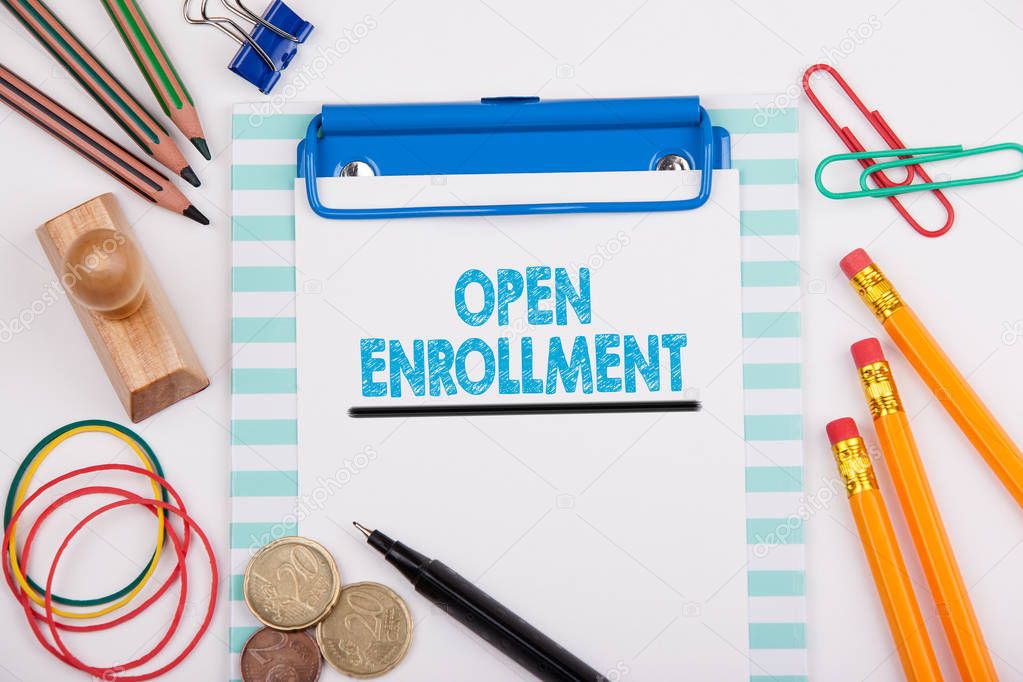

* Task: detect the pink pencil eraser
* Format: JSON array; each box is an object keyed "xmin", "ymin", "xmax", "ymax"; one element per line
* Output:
[
  {"xmin": 851, "ymin": 338, "xmax": 886, "ymax": 368},
  {"xmin": 840, "ymin": 248, "xmax": 874, "ymax": 278},
  {"xmin": 826, "ymin": 417, "xmax": 861, "ymax": 446}
]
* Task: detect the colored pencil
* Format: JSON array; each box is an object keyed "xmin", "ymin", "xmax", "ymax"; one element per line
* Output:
[
  {"xmin": 826, "ymin": 419, "xmax": 942, "ymax": 682},
  {"xmin": 0, "ymin": 63, "xmax": 209, "ymax": 225},
  {"xmin": 1, "ymin": 0, "xmax": 201, "ymax": 186},
  {"xmin": 843, "ymin": 248, "xmax": 1023, "ymax": 509},
  {"xmin": 852, "ymin": 339, "xmax": 997, "ymax": 681},
  {"xmin": 100, "ymin": 0, "xmax": 211, "ymax": 160}
]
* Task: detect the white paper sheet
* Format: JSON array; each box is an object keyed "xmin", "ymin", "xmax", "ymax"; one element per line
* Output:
[{"xmin": 294, "ymin": 169, "xmax": 749, "ymax": 680}]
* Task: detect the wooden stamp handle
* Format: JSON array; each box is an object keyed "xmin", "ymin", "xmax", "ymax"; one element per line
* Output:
[{"xmin": 61, "ymin": 228, "xmax": 146, "ymax": 320}]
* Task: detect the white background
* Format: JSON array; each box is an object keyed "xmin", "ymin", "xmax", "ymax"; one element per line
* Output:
[{"xmin": 0, "ymin": 0, "xmax": 1021, "ymax": 680}]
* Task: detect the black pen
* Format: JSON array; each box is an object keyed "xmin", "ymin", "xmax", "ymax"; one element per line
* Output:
[{"xmin": 353, "ymin": 522, "xmax": 610, "ymax": 682}]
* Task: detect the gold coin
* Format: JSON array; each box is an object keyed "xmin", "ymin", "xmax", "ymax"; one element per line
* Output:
[
  {"xmin": 244, "ymin": 537, "xmax": 341, "ymax": 631},
  {"xmin": 316, "ymin": 582, "xmax": 413, "ymax": 678}
]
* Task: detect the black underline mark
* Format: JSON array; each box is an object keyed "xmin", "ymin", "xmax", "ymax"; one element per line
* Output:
[{"xmin": 349, "ymin": 400, "xmax": 702, "ymax": 418}]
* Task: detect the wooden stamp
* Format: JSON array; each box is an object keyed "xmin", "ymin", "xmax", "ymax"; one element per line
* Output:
[{"xmin": 37, "ymin": 193, "xmax": 209, "ymax": 422}]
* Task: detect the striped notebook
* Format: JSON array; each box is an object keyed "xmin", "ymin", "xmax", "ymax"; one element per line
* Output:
[{"xmin": 229, "ymin": 95, "xmax": 804, "ymax": 681}]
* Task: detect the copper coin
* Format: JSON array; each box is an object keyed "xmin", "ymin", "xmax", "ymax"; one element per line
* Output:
[{"xmin": 241, "ymin": 627, "xmax": 322, "ymax": 682}]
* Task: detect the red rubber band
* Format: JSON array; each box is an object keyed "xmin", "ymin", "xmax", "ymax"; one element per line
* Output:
[
  {"xmin": 2, "ymin": 466, "xmax": 218, "ymax": 681},
  {"xmin": 5, "ymin": 492, "xmax": 188, "ymax": 675},
  {"xmin": 2, "ymin": 464, "xmax": 190, "ymax": 632},
  {"xmin": 40, "ymin": 492, "xmax": 193, "ymax": 675},
  {"xmin": 41, "ymin": 491, "xmax": 216, "ymax": 681}
]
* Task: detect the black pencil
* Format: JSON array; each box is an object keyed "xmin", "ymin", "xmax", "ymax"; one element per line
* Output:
[{"xmin": 354, "ymin": 523, "xmax": 609, "ymax": 682}]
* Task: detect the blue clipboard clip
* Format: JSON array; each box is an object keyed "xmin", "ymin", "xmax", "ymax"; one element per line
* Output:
[{"xmin": 298, "ymin": 96, "xmax": 731, "ymax": 220}]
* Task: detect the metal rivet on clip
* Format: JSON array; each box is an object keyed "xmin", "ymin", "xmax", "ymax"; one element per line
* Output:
[
  {"xmin": 655, "ymin": 154, "xmax": 691, "ymax": 171},
  {"xmin": 340, "ymin": 161, "xmax": 375, "ymax": 177}
]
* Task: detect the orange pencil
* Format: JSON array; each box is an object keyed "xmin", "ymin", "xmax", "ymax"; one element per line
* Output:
[
  {"xmin": 852, "ymin": 338, "xmax": 997, "ymax": 681},
  {"xmin": 842, "ymin": 248, "xmax": 1023, "ymax": 509},
  {"xmin": 826, "ymin": 418, "xmax": 942, "ymax": 682}
]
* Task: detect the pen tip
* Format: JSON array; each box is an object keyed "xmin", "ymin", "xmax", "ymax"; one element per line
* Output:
[
  {"xmin": 180, "ymin": 166, "xmax": 201, "ymax": 188},
  {"xmin": 353, "ymin": 522, "xmax": 372, "ymax": 538},
  {"xmin": 183, "ymin": 205, "xmax": 211, "ymax": 226},
  {"xmin": 191, "ymin": 137, "xmax": 212, "ymax": 160}
]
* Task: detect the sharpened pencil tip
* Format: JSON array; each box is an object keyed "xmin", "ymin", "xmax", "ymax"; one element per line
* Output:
[
  {"xmin": 191, "ymin": 137, "xmax": 212, "ymax": 160},
  {"xmin": 180, "ymin": 166, "xmax": 201, "ymax": 187},
  {"xmin": 183, "ymin": 205, "xmax": 210, "ymax": 226},
  {"xmin": 353, "ymin": 522, "xmax": 372, "ymax": 538}
]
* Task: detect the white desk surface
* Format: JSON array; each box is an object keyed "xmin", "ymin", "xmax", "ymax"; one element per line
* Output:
[{"xmin": 1, "ymin": 1, "xmax": 1021, "ymax": 680}]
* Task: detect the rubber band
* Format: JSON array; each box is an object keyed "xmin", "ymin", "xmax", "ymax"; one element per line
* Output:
[
  {"xmin": 17, "ymin": 492, "xmax": 189, "ymax": 675},
  {"xmin": 43, "ymin": 492, "xmax": 216, "ymax": 680},
  {"xmin": 3, "ymin": 465, "xmax": 190, "ymax": 633},
  {"xmin": 5, "ymin": 474, "xmax": 217, "ymax": 680},
  {"xmin": 39, "ymin": 493, "xmax": 189, "ymax": 674},
  {"xmin": 3, "ymin": 420, "xmax": 169, "ymax": 614},
  {"xmin": 5, "ymin": 421, "xmax": 167, "ymax": 613}
]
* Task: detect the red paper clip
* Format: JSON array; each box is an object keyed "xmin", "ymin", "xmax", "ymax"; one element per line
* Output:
[{"xmin": 802, "ymin": 64, "xmax": 955, "ymax": 238}]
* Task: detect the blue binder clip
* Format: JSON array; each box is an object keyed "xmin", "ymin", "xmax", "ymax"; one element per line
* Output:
[
  {"xmin": 298, "ymin": 96, "xmax": 731, "ymax": 220},
  {"xmin": 183, "ymin": 0, "xmax": 313, "ymax": 94}
]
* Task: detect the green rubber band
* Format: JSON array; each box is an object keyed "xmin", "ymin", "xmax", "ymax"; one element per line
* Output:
[{"xmin": 3, "ymin": 419, "xmax": 169, "ymax": 607}]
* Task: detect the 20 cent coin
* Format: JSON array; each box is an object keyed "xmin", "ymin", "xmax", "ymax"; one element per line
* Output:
[
  {"xmin": 316, "ymin": 582, "xmax": 413, "ymax": 678},
  {"xmin": 244, "ymin": 537, "xmax": 341, "ymax": 630}
]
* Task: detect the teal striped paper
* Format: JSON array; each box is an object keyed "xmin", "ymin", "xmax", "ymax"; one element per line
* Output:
[{"xmin": 229, "ymin": 99, "xmax": 805, "ymax": 682}]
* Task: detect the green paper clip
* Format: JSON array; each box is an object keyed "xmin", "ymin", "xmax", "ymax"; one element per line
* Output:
[{"xmin": 816, "ymin": 143, "xmax": 1023, "ymax": 199}]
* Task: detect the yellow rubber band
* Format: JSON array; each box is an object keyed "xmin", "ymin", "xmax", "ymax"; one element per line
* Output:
[{"xmin": 7, "ymin": 424, "xmax": 166, "ymax": 619}]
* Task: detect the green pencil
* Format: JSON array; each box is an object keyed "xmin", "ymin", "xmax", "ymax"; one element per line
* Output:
[
  {"xmin": 101, "ymin": 0, "xmax": 211, "ymax": 159},
  {"xmin": 1, "ymin": 0, "xmax": 201, "ymax": 185}
]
